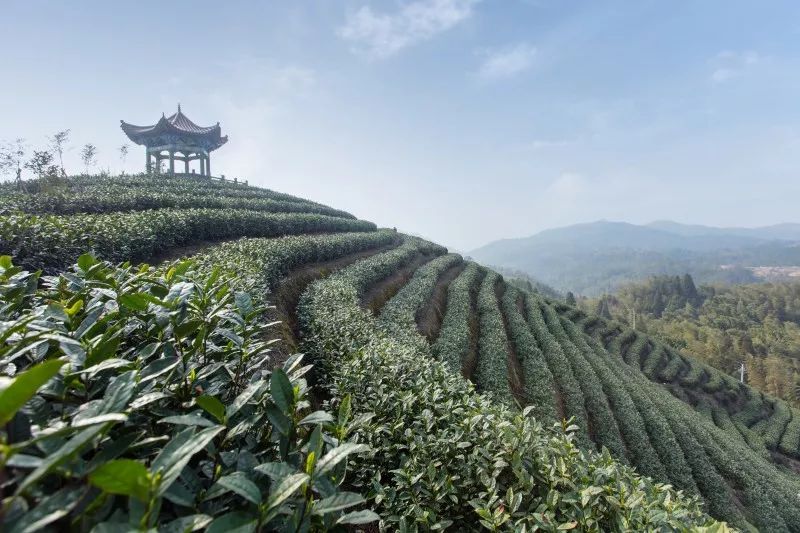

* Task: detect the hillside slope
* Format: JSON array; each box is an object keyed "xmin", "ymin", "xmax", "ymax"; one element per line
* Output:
[{"xmin": 3, "ymin": 174, "xmax": 793, "ymax": 530}]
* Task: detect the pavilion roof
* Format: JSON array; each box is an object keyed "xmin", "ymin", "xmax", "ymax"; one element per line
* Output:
[{"xmin": 120, "ymin": 105, "xmax": 228, "ymax": 151}]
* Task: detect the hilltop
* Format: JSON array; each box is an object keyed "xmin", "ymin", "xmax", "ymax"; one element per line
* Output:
[
  {"xmin": 470, "ymin": 220, "xmax": 800, "ymax": 295},
  {"xmin": 2, "ymin": 174, "xmax": 799, "ymax": 530}
]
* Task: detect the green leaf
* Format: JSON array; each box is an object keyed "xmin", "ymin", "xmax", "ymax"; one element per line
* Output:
[
  {"xmin": 338, "ymin": 394, "xmax": 352, "ymax": 428},
  {"xmin": 7, "ymin": 486, "xmax": 82, "ymax": 533},
  {"xmin": 88, "ymin": 459, "xmax": 150, "ymax": 501},
  {"xmin": 270, "ymin": 368, "xmax": 293, "ymax": 414},
  {"xmin": 161, "ymin": 515, "xmax": 213, "ymax": 533},
  {"xmin": 151, "ymin": 426, "xmax": 224, "ymax": 496},
  {"xmin": 558, "ymin": 521, "xmax": 578, "ymax": 530},
  {"xmin": 254, "ymin": 461, "xmax": 297, "ymax": 480},
  {"xmin": 337, "ymin": 509, "xmax": 380, "ymax": 525},
  {"xmin": 16, "ymin": 422, "xmax": 112, "ymax": 495},
  {"xmin": 196, "ymin": 395, "xmax": 226, "ymax": 424},
  {"xmin": 158, "ymin": 414, "xmax": 217, "ymax": 428},
  {"xmin": 139, "ymin": 356, "xmax": 180, "ymax": 384},
  {"xmin": 77, "ymin": 253, "xmax": 97, "ymax": 271},
  {"xmin": 314, "ymin": 443, "xmax": 369, "ymax": 476},
  {"xmin": 225, "ymin": 380, "xmax": 264, "ymax": 419},
  {"xmin": 217, "ymin": 472, "xmax": 262, "ymax": 505},
  {"xmin": 312, "ymin": 492, "xmax": 365, "ymax": 515},
  {"xmin": 86, "ymin": 334, "xmax": 121, "ymax": 366},
  {"xmin": 299, "ymin": 410, "xmax": 334, "ymax": 426},
  {"xmin": 119, "ymin": 292, "xmax": 150, "ymax": 312},
  {"xmin": 264, "ymin": 473, "xmax": 308, "ymax": 513},
  {"xmin": 79, "ymin": 358, "xmax": 134, "ymax": 378},
  {"xmin": 206, "ymin": 512, "xmax": 257, "ymax": 533},
  {"xmin": 265, "ymin": 404, "xmax": 291, "ymax": 436},
  {"xmin": 44, "ymin": 303, "xmax": 69, "ymax": 322},
  {"xmin": 129, "ymin": 391, "xmax": 171, "ymax": 409},
  {"xmin": 0, "ymin": 358, "xmax": 65, "ymax": 425},
  {"xmin": 234, "ymin": 291, "xmax": 254, "ymax": 315},
  {"xmin": 175, "ymin": 319, "xmax": 203, "ymax": 338}
]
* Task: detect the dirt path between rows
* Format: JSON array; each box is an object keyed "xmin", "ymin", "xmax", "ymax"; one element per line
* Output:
[
  {"xmin": 417, "ymin": 261, "xmax": 466, "ymax": 342},
  {"xmin": 363, "ymin": 253, "xmax": 438, "ymax": 315},
  {"xmin": 265, "ymin": 240, "xmax": 403, "ymax": 365},
  {"xmin": 496, "ymin": 281, "xmax": 528, "ymax": 408}
]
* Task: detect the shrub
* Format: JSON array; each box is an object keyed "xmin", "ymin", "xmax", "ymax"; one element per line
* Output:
[
  {"xmin": 0, "ymin": 255, "xmax": 374, "ymax": 531},
  {"xmin": 432, "ymin": 262, "xmax": 483, "ymax": 375},
  {"xmin": 380, "ymin": 253, "xmax": 462, "ymax": 332},
  {"xmin": 556, "ymin": 313, "xmax": 669, "ymax": 482},
  {"xmin": 473, "ymin": 272, "xmax": 514, "ymax": 402},
  {"xmin": 0, "ymin": 209, "xmax": 376, "ymax": 272},
  {"xmin": 538, "ymin": 301, "xmax": 628, "ymax": 460},
  {"xmin": 500, "ymin": 288, "xmax": 557, "ymax": 421},
  {"xmin": 297, "ymin": 263, "xmax": 721, "ymax": 531},
  {"xmin": 524, "ymin": 295, "xmax": 591, "ymax": 448}
]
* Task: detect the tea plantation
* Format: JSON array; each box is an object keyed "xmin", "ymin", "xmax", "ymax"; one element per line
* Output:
[{"xmin": 2, "ymin": 174, "xmax": 793, "ymax": 531}]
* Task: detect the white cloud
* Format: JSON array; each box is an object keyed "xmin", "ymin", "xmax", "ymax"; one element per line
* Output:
[
  {"xmin": 478, "ymin": 43, "xmax": 537, "ymax": 80},
  {"xmin": 710, "ymin": 50, "xmax": 761, "ymax": 83},
  {"xmin": 339, "ymin": 0, "xmax": 479, "ymax": 59}
]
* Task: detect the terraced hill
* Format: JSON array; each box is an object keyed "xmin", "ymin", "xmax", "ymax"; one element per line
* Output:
[{"xmin": 2, "ymin": 174, "xmax": 794, "ymax": 531}]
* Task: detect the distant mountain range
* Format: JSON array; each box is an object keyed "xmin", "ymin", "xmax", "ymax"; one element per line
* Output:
[
  {"xmin": 646, "ymin": 220, "xmax": 800, "ymax": 241},
  {"xmin": 469, "ymin": 220, "xmax": 800, "ymax": 295}
]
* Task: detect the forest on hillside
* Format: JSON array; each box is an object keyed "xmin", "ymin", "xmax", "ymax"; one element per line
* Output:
[{"xmin": 584, "ymin": 275, "xmax": 800, "ymax": 406}]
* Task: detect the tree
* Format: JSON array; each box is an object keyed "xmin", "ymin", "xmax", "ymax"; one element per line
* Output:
[
  {"xmin": 0, "ymin": 138, "xmax": 26, "ymax": 186},
  {"xmin": 595, "ymin": 297, "xmax": 612, "ymax": 320},
  {"xmin": 565, "ymin": 291, "xmax": 577, "ymax": 306},
  {"xmin": 24, "ymin": 149, "xmax": 55, "ymax": 179},
  {"xmin": 119, "ymin": 144, "xmax": 129, "ymax": 175},
  {"xmin": 48, "ymin": 129, "xmax": 70, "ymax": 176},
  {"xmin": 681, "ymin": 273, "xmax": 699, "ymax": 306},
  {"xmin": 80, "ymin": 143, "xmax": 97, "ymax": 173}
]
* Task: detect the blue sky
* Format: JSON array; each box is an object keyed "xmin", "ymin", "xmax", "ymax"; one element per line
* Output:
[{"xmin": 2, "ymin": 1, "xmax": 800, "ymax": 250}]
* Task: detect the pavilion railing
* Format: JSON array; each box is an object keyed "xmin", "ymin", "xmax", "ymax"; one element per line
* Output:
[{"xmin": 155, "ymin": 172, "xmax": 248, "ymax": 186}]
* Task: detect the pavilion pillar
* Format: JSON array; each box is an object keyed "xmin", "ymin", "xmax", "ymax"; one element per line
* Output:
[
  {"xmin": 206, "ymin": 154, "xmax": 211, "ymax": 177},
  {"xmin": 145, "ymin": 149, "xmax": 151, "ymax": 174},
  {"xmin": 200, "ymin": 156, "xmax": 205, "ymax": 176},
  {"xmin": 169, "ymin": 151, "xmax": 175, "ymax": 174},
  {"xmin": 184, "ymin": 155, "xmax": 189, "ymax": 174}
]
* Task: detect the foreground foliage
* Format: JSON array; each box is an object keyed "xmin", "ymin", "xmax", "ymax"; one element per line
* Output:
[{"xmin": 0, "ymin": 256, "xmax": 374, "ymax": 531}]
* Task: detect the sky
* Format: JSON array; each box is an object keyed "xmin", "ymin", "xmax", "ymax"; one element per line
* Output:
[{"xmin": 2, "ymin": 1, "xmax": 800, "ymax": 251}]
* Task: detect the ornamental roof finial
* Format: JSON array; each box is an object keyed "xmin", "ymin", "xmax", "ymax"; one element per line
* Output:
[{"xmin": 178, "ymin": 103, "xmax": 182, "ymax": 113}]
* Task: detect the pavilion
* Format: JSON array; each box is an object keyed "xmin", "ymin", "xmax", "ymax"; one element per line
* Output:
[{"xmin": 120, "ymin": 105, "xmax": 228, "ymax": 176}]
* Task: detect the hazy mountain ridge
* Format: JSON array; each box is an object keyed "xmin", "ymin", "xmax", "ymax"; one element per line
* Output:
[{"xmin": 471, "ymin": 220, "xmax": 800, "ymax": 295}]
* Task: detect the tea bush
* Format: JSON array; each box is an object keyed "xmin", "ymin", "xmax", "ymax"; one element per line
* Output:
[
  {"xmin": 297, "ymin": 257, "xmax": 726, "ymax": 531},
  {"xmin": 538, "ymin": 302, "xmax": 628, "ymax": 459},
  {"xmin": 524, "ymin": 296, "xmax": 590, "ymax": 447},
  {"xmin": 431, "ymin": 262, "xmax": 483, "ymax": 375},
  {"xmin": 0, "ymin": 209, "xmax": 376, "ymax": 272},
  {"xmin": 473, "ymin": 272, "xmax": 516, "ymax": 403},
  {"xmin": 0, "ymin": 179, "xmax": 354, "ymax": 220},
  {"xmin": 0, "ymin": 255, "xmax": 375, "ymax": 531},
  {"xmin": 498, "ymin": 287, "xmax": 557, "ymax": 421},
  {"xmin": 556, "ymin": 313, "xmax": 669, "ymax": 482},
  {"xmin": 379, "ymin": 253, "xmax": 462, "ymax": 333},
  {"xmin": 0, "ymin": 174, "xmax": 341, "ymax": 213}
]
